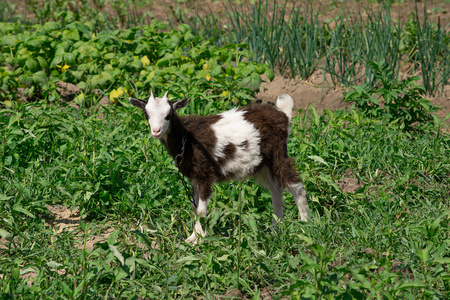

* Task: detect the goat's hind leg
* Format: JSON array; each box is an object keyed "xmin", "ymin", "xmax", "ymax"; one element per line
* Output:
[
  {"xmin": 272, "ymin": 156, "xmax": 310, "ymax": 222},
  {"xmin": 185, "ymin": 181, "xmax": 209, "ymax": 244},
  {"xmin": 286, "ymin": 182, "xmax": 309, "ymax": 221},
  {"xmin": 255, "ymin": 166, "xmax": 284, "ymax": 225}
]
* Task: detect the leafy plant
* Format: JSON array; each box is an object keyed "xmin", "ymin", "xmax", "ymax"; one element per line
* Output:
[
  {"xmin": 343, "ymin": 61, "xmax": 440, "ymax": 131},
  {"xmin": 0, "ymin": 21, "xmax": 272, "ymax": 106}
]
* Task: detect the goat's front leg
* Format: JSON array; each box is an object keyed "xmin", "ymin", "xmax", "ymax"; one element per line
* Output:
[{"xmin": 185, "ymin": 181, "xmax": 210, "ymax": 244}]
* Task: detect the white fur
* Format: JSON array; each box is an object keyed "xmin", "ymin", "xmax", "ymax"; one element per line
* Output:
[
  {"xmin": 276, "ymin": 94, "xmax": 294, "ymax": 121},
  {"xmin": 145, "ymin": 91, "xmax": 171, "ymax": 139},
  {"xmin": 211, "ymin": 109, "xmax": 262, "ymax": 179}
]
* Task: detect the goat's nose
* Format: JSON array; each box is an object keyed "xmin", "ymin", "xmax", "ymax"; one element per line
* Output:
[{"xmin": 152, "ymin": 128, "xmax": 161, "ymax": 135}]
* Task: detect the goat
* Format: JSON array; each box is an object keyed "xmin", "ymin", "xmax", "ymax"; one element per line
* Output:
[{"xmin": 129, "ymin": 91, "xmax": 310, "ymax": 244}]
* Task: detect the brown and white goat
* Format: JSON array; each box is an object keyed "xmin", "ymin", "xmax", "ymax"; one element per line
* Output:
[{"xmin": 130, "ymin": 91, "xmax": 310, "ymax": 244}]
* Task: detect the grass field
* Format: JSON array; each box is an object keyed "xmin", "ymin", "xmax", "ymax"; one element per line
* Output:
[{"xmin": 1, "ymin": 0, "xmax": 449, "ymax": 299}]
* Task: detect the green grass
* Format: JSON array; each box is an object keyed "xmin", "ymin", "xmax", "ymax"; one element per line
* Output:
[
  {"xmin": 0, "ymin": 0, "xmax": 449, "ymax": 298},
  {"xmin": 1, "ymin": 96, "xmax": 449, "ymax": 298}
]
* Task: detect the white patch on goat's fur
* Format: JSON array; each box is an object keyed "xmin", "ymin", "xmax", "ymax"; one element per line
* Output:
[{"xmin": 211, "ymin": 109, "xmax": 261, "ymax": 179}]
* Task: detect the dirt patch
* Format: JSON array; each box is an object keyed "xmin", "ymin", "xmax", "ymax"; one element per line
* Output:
[
  {"xmin": 336, "ymin": 169, "xmax": 364, "ymax": 194},
  {"xmin": 256, "ymin": 72, "xmax": 347, "ymax": 116},
  {"xmin": 46, "ymin": 205, "xmax": 80, "ymax": 233},
  {"xmin": 45, "ymin": 205, "xmax": 119, "ymax": 250}
]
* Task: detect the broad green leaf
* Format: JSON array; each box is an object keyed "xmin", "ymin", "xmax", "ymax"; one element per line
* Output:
[
  {"xmin": 433, "ymin": 258, "xmax": 450, "ymax": 265},
  {"xmin": 240, "ymin": 72, "xmax": 261, "ymax": 91},
  {"xmin": 12, "ymin": 268, "xmax": 20, "ymax": 280},
  {"xmin": 176, "ymin": 255, "xmax": 201, "ymax": 265},
  {"xmin": 43, "ymin": 21, "xmax": 60, "ymax": 31},
  {"xmin": 115, "ymin": 268, "xmax": 128, "ymax": 281},
  {"xmin": 25, "ymin": 38, "xmax": 41, "ymax": 49},
  {"xmin": 104, "ymin": 53, "xmax": 115, "ymax": 60},
  {"xmin": 0, "ymin": 194, "xmax": 13, "ymax": 201},
  {"xmin": 63, "ymin": 28, "xmax": 80, "ymax": 41},
  {"xmin": 47, "ymin": 261, "xmax": 63, "ymax": 269},
  {"xmin": 32, "ymin": 71, "xmax": 47, "ymax": 84},
  {"xmin": 130, "ymin": 59, "xmax": 143, "ymax": 70},
  {"xmin": 73, "ymin": 92, "xmax": 85, "ymax": 105},
  {"xmin": 108, "ymin": 244, "xmax": 125, "ymax": 265},
  {"xmin": 308, "ymin": 155, "xmax": 328, "ymax": 166},
  {"xmin": 299, "ymin": 143, "xmax": 308, "ymax": 155},
  {"xmin": 13, "ymin": 205, "xmax": 35, "ymax": 218},
  {"xmin": 36, "ymin": 56, "xmax": 48, "ymax": 69},
  {"xmin": 64, "ymin": 52, "xmax": 76, "ymax": 65},
  {"xmin": 417, "ymin": 98, "xmax": 431, "ymax": 111},
  {"xmin": 318, "ymin": 175, "xmax": 342, "ymax": 193},
  {"xmin": 26, "ymin": 58, "xmax": 39, "ymax": 72},
  {"xmin": 310, "ymin": 105, "xmax": 319, "ymax": 126},
  {"xmin": 177, "ymin": 23, "xmax": 190, "ymax": 34},
  {"xmin": 296, "ymin": 234, "xmax": 313, "ymax": 245},
  {"xmin": 0, "ymin": 229, "xmax": 12, "ymax": 239},
  {"xmin": 20, "ymin": 267, "xmax": 36, "ymax": 276},
  {"xmin": 211, "ymin": 65, "xmax": 222, "ymax": 77},
  {"xmin": 417, "ymin": 247, "xmax": 429, "ymax": 263},
  {"xmin": 50, "ymin": 56, "xmax": 63, "ymax": 68}
]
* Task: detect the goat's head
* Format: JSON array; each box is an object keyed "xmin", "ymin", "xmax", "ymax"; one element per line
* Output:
[{"xmin": 129, "ymin": 91, "xmax": 188, "ymax": 139}]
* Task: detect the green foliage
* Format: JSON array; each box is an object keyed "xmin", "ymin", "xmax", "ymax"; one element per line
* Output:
[
  {"xmin": 1, "ymin": 96, "xmax": 449, "ymax": 298},
  {"xmin": 1, "ymin": 1, "xmax": 449, "ymax": 298},
  {"xmin": 0, "ymin": 21, "xmax": 271, "ymax": 106},
  {"xmin": 343, "ymin": 62, "xmax": 441, "ymax": 131}
]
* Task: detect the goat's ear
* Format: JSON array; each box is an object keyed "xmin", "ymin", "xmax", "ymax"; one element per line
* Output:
[
  {"xmin": 172, "ymin": 97, "xmax": 188, "ymax": 110},
  {"xmin": 129, "ymin": 97, "xmax": 147, "ymax": 110}
]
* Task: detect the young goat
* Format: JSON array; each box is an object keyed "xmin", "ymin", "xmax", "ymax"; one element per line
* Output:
[{"xmin": 130, "ymin": 91, "xmax": 310, "ymax": 244}]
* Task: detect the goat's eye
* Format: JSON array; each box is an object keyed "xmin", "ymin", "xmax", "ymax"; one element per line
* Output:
[{"xmin": 165, "ymin": 114, "xmax": 171, "ymax": 120}]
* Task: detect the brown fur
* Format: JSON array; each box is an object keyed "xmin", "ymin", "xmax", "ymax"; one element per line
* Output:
[
  {"xmin": 161, "ymin": 103, "xmax": 300, "ymax": 201},
  {"xmin": 164, "ymin": 113, "xmax": 223, "ymax": 200},
  {"xmin": 241, "ymin": 104, "xmax": 301, "ymax": 186}
]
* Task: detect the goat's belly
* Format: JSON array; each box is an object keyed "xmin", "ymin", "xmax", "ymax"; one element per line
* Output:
[
  {"xmin": 210, "ymin": 109, "xmax": 262, "ymax": 180},
  {"xmin": 219, "ymin": 148, "xmax": 262, "ymax": 180}
]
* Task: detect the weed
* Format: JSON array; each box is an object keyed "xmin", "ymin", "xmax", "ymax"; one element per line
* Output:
[{"xmin": 343, "ymin": 61, "xmax": 442, "ymax": 132}]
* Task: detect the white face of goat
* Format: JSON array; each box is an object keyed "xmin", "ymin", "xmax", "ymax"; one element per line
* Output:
[{"xmin": 129, "ymin": 91, "xmax": 188, "ymax": 139}]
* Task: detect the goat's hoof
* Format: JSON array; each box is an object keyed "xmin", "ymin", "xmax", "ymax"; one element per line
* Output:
[
  {"xmin": 300, "ymin": 214, "xmax": 309, "ymax": 222},
  {"xmin": 185, "ymin": 234, "xmax": 198, "ymax": 245}
]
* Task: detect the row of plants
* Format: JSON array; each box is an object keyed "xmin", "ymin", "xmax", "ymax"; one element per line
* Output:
[
  {"xmin": 1, "ymin": 91, "xmax": 449, "ymax": 297},
  {"xmin": 184, "ymin": 0, "xmax": 450, "ymax": 95},
  {"xmin": 0, "ymin": 20, "xmax": 273, "ymax": 106}
]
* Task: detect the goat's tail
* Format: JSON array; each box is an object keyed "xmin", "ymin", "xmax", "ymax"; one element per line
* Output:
[{"xmin": 276, "ymin": 94, "xmax": 294, "ymax": 121}]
